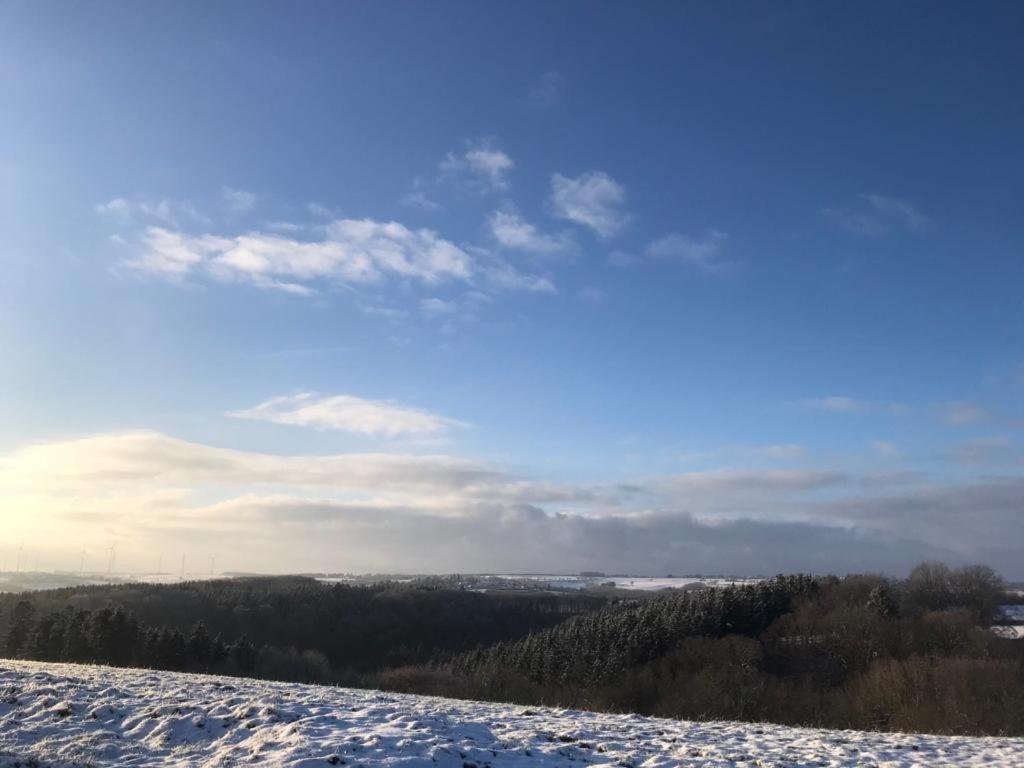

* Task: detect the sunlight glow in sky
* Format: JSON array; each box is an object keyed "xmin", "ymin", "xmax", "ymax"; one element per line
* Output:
[{"xmin": 1, "ymin": 2, "xmax": 1022, "ymax": 576}]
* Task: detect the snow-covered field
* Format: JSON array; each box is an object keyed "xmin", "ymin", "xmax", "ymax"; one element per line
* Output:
[
  {"xmin": 1, "ymin": 661, "xmax": 1022, "ymax": 767},
  {"xmin": 0, "ymin": 572, "xmax": 227, "ymax": 594},
  {"xmin": 489, "ymin": 575, "xmax": 761, "ymax": 592}
]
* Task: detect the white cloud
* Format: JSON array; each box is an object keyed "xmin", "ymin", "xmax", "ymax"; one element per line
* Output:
[
  {"xmin": 307, "ymin": 202, "xmax": 333, "ymax": 219},
  {"xmin": 440, "ymin": 140, "xmax": 514, "ymax": 191},
  {"xmin": 941, "ymin": 401, "xmax": 989, "ymax": 426},
  {"xmin": 221, "ymin": 187, "xmax": 257, "ymax": 213},
  {"xmin": 646, "ymin": 230, "xmax": 730, "ymax": 272},
  {"xmin": 228, "ymin": 393, "xmax": 465, "ymax": 437},
  {"xmin": 265, "ymin": 221, "xmax": 303, "ymax": 233},
  {"xmin": 123, "ymin": 219, "xmax": 551, "ymax": 297},
  {"xmin": 401, "ymin": 191, "xmax": 441, "ymax": 211},
  {"xmin": 476, "ymin": 256, "xmax": 556, "ymax": 294},
  {"xmin": 401, "ymin": 176, "xmax": 441, "ymax": 211},
  {"xmin": 487, "ymin": 209, "xmax": 572, "ymax": 253},
  {"xmin": 128, "ymin": 227, "xmax": 230, "ymax": 278},
  {"xmin": 823, "ymin": 194, "xmax": 928, "ymax": 236},
  {"xmin": 0, "ymin": 432, "xmax": 502, "ymax": 500},
  {"xmin": 4, "ymin": 432, "xmax": 1024, "ymax": 576},
  {"xmin": 527, "ymin": 70, "xmax": 566, "ymax": 109},
  {"xmin": 96, "ymin": 197, "xmax": 204, "ymax": 227},
  {"xmin": 420, "ymin": 297, "xmax": 457, "ymax": 316},
  {"xmin": 549, "ymin": 171, "xmax": 627, "ymax": 238},
  {"xmin": 803, "ymin": 396, "xmax": 871, "ymax": 413},
  {"xmin": 361, "ymin": 305, "xmax": 409, "ymax": 321}
]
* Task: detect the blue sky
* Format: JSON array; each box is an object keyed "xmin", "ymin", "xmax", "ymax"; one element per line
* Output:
[{"xmin": 1, "ymin": 2, "xmax": 1022, "ymax": 576}]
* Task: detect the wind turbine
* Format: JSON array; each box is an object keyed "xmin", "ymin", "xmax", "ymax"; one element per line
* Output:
[
  {"xmin": 105, "ymin": 545, "xmax": 116, "ymax": 575},
  {"xmin": 79, "ymin": 548, "xmax": 87, "ymax": 576},
  {"xmin": 15, "ymin": 543, "xmax": 24, "ymax": 573}
]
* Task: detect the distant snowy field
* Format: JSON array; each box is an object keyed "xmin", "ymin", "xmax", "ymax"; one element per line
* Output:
[
  {"xmin": 0, "ymin": 571, "xmax": 757, "ymax": 595},
  {"xmin": 492, "ymin": 575, "xmax": 760, "ymax": 591},
  {"xmin": 2, "ymin": 662, "xmax": 1022, "ymax": 767},
  {"xmin": 314, "ymin": 574, "xmax": 761, "ymax": 592}
]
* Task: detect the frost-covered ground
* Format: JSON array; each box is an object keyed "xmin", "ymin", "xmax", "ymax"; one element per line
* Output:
[
  {"xmin": 0, "ymin": 571, "xmax": 226, "ymax": 594},
  {"xmin": 2, "ymin": 662, "xmax": 1022, "ymax": 767}
]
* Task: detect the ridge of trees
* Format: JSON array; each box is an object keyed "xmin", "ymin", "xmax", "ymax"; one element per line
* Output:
[{"xmin": 1, "ymin": 562, "xmax": 1020, "ymax": 736}]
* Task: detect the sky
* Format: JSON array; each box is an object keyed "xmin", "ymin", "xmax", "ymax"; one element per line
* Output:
[{"xmin": 1, "ymin": 2, "xmax": 1022, "ymax": 578}]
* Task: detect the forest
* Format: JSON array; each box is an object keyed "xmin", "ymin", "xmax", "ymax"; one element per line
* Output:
[{"xmin": 1, "ymin": 563, "xmax": 1021, "ymax": 736}]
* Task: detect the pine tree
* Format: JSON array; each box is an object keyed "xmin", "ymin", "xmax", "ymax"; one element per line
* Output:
[
  {"xmin": 3, "ymin": 601, "xmax": 35, "ymax": 657},
  {"xmin": 187, "ymin": 621, "xmax": 213, "ymax": 669}
]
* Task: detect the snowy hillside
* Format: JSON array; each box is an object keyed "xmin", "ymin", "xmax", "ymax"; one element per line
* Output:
[{"xmin": 1, "ymin": 661, "xmax": 1022, "ymax": 767}]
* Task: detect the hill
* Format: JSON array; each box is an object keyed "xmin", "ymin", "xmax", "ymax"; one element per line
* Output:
[{"xmin": 1, "ymin": 660, "xmax": 1022, "ymax": 767}]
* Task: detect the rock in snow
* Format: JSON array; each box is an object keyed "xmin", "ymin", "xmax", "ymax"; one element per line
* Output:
[{"xmin": 1, "ymin": 660, "xmax": 1022, "ymax": 767}]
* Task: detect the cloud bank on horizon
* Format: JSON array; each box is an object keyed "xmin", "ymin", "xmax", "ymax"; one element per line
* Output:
[{"xmin": 2, "ymin": 427, "xmax": 1022, "ymax": 577}]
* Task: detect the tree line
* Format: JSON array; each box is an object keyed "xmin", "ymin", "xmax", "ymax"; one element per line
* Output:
[
  {"xmin": 378, "ymin": 563, "xmax": 1024, "ymax": 736},
  {"xmin": 1, "ymin": 563, "xmax": 1021, "ymax": 735},
  {"xmin": 4, "ymin": 602, "xmax": 258, "ymax": 675},
  {"xmin": 0, "ymin": 576, "xmax": 607, "ymax": 682}
]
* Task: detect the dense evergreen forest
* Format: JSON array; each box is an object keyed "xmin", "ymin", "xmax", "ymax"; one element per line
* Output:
[
  {"xmin": 2, "ymin": 563, "xmax": 1022, "ymax": 736},
  {"xmin": 0, "ymin": 576, "xmax": 606, "ymax": 682}
]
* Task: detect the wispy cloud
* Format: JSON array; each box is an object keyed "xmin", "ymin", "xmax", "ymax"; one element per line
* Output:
[
  {"xmin": 949, "ymin": 436, "xmax": 1016, "ymax": 465},
  {"xmin": 360, "ymin": 305, "xmax": 409, "ymax": 321},
  {"xmin": 941, "ymin": 401, "xmax": 989, "ymax": 426},
  {"xmin": 802, "ymin": 396, "xmax": 872, "ymax": 413},
  {"xmin": 307, "ymin": 202, "xmax": 334, "ymax": 219},
  {"xmin": 527, "ymin": 70, "xmax": 566, "ymax": 109},
  {"xmin": 228, "ymin": 393, "xmax": 466, "ymax": 437},
  {"xmin": 96, "ymin": 197, "xmax": 205, "ymax": 227},
  {"xmin": 400, "ymin": 176, "xmax": 441, "ymax": 211},
  {"xmin": 221, "ymin": 187, "xmax": 257, "ymax": 213},
  {"xmin": 122, "ymin": 218, "xmax": 552, "ymax": 297},
  {"xmin": 823, "ymin": 193, "xmax": 928, "ymax": 236},
  {"xmin": 440, "ymin": 140, "xmax": 514, "ymax": 191},
  {"xmin": 488, "ymin": 208, "xmax": 573, "ymax": 254},
  {"xmin": 646, "ymin": 230, "xmax": 730, "ymax": 272},
  {"xmin": 677, "ymin": 444, "xmax": 807, "ymax": 464},
  {"xmin": 799, "ymin": 396, "xmax": 907, "ymax": 415},
  {"xmin": 420, "ymin": 297, "xmax": 458, "ymax": 316},
  {"xmin": 401, "ymin": 190, "xmax": 441, "ymax": 211},
  {"xmin": 549, "ymin": 171, "xmax": 627, "ymax": 238}
]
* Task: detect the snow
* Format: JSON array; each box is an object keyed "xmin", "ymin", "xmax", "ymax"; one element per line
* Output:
[
  {"xmin": 599, "ymin": 577, "xmax": 759, "ymax": 592},
  {"xmin": 993, "ymin": 625, "xmax": 1024, "ymax": 639},
  {"xmin": 0, "ymin": 572, "xmax": 228, "ymax": 594},
  {"xmin": 1, "ymin": 661, "xmax": 1022, "ymax": 767},
  {"xmin": 1, "ymin": 571, "xmax": 758, "ymax": 596},
  {"xmin": 471, "ymin": 575, "xmax": 762, "ymax": 593}
]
